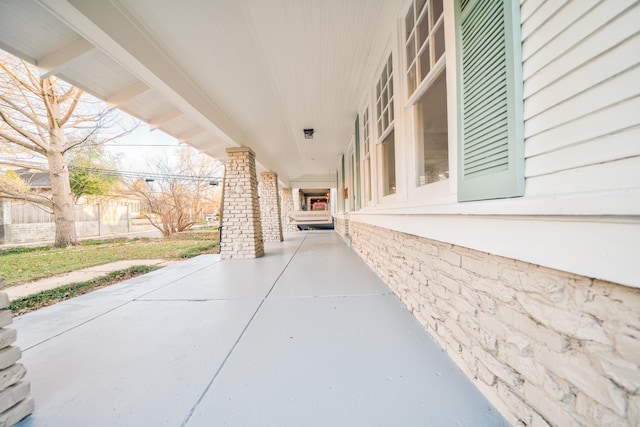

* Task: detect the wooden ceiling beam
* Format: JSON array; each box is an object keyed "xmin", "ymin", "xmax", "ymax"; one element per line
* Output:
[
  {"xmin": 37, "ymin": 37, "xmax": 95, "ymax": 79},
  {"xmin": 106, "ymin": 81, "xmax": 150, "ymax": 106},
  {"xmin": 148, "ymin": 108, "xmax": 183, "ymax": 130}
]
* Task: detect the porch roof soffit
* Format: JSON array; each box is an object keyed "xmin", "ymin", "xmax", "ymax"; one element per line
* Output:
[{"xmin": 0, "ymin": 0, "xmax": 402, "ymax": 184}]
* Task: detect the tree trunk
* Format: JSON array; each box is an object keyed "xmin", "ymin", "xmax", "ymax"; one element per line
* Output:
[{"xmin": 47, "ymin": 129, "xmax": 77, "ymax": 247}]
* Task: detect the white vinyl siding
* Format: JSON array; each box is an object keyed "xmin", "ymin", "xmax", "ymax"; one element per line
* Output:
[
  {"xmin": 521, "ymin": 0, "xmax": 640, "ymax": 196},
  {"xmin": 346, "ymin": 0, "xmax": 639, "ymax": 286},
  {"xmin": 455, "ymin": 0, "xmax": 525, "ymax": 202}
]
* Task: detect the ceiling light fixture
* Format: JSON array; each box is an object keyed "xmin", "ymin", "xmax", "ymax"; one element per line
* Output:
[{"xmin": 303, "ymin": 128, "xmax": 314, "ymax": 139}]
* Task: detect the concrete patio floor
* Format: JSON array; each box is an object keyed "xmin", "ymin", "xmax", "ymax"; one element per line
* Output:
[{"xmin": 14, "ymin": 231, "xmax": 507, "ymax": 426}]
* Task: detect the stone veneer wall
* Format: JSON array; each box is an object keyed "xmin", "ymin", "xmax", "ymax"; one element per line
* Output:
[
  {"xmin": 220, "ymin": 147, "xmax": 264, "ymax": 259},
  {"xmin": 349, "ymin": 221, "xmax": 640, "ymax": 427},
  {"xmin": 334, "ymin": 217, "xmax": 349, "ymax": 237},
  {"xmin": 259, "ymin": 172, "xmax": 283, "ymax": 242},
  {"xmin": 280, "ymin": 189, "xmax": 297, "ymax": 233},
  {"xmin": 0, "ymin": 278, "xmax": 34, "ymax": 425}
]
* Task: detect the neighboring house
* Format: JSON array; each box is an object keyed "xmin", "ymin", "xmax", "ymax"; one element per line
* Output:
[
  {"xmin": 15, "ymin": 169, "xmax": 51, "ymax": 192},
  {"xmin": 0, "ymin": 0, "xmax": 637, "ymax": 425},
  {"xmin": 0, "ymin": 170, "xmax": 149, "ymax": 244}
]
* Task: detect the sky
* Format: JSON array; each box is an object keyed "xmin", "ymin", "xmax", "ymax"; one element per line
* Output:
[
  {"xmin": 103, "ymin": 122, "xmax": 182, "ymax": 175},
  {"xmin": 0, "ymin": 47, "xmax": 200, "ymax": 179}
]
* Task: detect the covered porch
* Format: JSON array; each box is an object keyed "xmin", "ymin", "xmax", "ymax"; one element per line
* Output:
[{"xmin": 14, "ymin": 231, "xmax": 505, "ymax": 426}]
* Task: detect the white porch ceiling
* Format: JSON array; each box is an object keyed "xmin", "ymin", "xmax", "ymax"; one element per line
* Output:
[{"xmin": 0, "ymin": 0, "xmax": 402, "ymax": 186}]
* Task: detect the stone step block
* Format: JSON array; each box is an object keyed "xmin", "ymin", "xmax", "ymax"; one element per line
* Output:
[
  {"xmin": 0, "ymin": 348, "xmax": 20, "ymax": 372},
  {"xmin": 0, "ymin": 364, "xmax": 25, "ymax": 394},
  {"xmin": 0, "ymin": 396, "xmax": 34, "ymax": 427},
  {"xmin": 0, "ymin": 381, "xmax": 29, "ymax": 415}
]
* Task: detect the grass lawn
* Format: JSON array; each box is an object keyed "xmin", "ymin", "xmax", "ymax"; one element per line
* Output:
[
  {"xmin": 0, "ymin": 229, "xmax": 219, "ymax": 287},
  {"xmin": 9, "ymin": 265, "xmax": 162, "ymax": 316}
]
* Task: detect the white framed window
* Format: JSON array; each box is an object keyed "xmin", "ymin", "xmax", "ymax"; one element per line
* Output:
[
  {"xmin": 376, "ymin": 54, "xmax": 396, "ymax": 196},
  {"xmin": 339, "ymin": 154, "xmax": 345, "ymax": 211},
  {"xmin": 350, "ymin": 150, "xmax": 356, "ymax": 210},
  {"xmin": 361, "ymin": 107, "xmax": 372, "ymax": 204},
  {"xmin": 405, "ymin": 0, "xmax": 448, "ymax": 187},
  {"xmin": 416, "ymin": 70, "xmax": 448, "ymax": 185},
  {"xmin": 353, "ymin": 116, "xmax": 361, "ymax": 210},
  {"xmin": 380, "ymin": 129, "xmax": 396, "ymax": 196},
  {"xmin": 405, "ymin": 0, "xmax": 445, "ymax": 96},
  {"xmin": 344, "ymin": 140, "xmax": 355, "ymax": 212}
]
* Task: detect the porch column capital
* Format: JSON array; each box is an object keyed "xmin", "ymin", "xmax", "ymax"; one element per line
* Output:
[{"xmin": 225, "ymin": 146, "xmax": 255, "ymax": 156}]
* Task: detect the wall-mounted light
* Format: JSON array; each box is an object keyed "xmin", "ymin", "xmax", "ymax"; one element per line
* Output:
[{"xmin": 303, "ymin": 129, "xmax": 314, "ymax": 139}]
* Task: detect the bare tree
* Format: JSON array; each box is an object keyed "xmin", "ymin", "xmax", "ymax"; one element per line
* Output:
[
  {"xmin": 126, "ymin": 148, "xmax": 223, "ymax": 237},
  {"xmin": 0, "ymin": 51, "xmax": 133, "ymax": 247}
]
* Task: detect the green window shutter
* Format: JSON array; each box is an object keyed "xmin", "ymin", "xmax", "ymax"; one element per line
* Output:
[{"xmin": 456, "ymin": 0, "xmax": 524, "ymax": 202}]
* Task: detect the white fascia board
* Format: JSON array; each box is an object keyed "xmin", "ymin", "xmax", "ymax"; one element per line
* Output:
[
  {"xmin": 289, "ymin": 181, "xmax": 337, "ymax": 189},
  {"xmin": 290, "ymin": 173, "xmax": 338, "ymax": 189}
]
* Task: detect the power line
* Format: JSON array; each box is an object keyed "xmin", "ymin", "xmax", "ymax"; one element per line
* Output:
[
  {"xmin": 100, "ymin": 144, "xmax": 184, "ymax": 147},
  {"xmin": 69, "ymin": 166, "xmax": 222, "ymax": 182},
  {"xmin": 1, "ymin": 160, "xmax": 221, "ymax": 183}
]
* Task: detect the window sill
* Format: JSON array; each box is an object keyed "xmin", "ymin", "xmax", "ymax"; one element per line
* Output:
[{"xmin": 355, "ymin": 187, "xmax": 640, "ymax": 217}]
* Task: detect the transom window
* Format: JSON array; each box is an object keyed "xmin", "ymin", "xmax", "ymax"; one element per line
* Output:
[
  {"xmin": 376, "ymin": 56, "xmax": 394, "ymax": 137},
  {"xmin": 405, "ymin": 0, "xmax": 445, "ymax": 96}
]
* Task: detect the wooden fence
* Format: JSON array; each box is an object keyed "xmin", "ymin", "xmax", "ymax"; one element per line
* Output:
[
  {"xmin": 9, "ymin": 203, "xmax": 100, "ymax": 223},
  {"xmin": 9, "ymin": 198, "xmax": 140, "ymax": 224},
  {"xmin": 0, "ymin": 197, "xmax": 150, "ymax": 244}
]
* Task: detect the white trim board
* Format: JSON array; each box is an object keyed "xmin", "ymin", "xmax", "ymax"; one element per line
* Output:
[{"xmin": 350, "ymin": 212, "xmax": 640, "ymax": 288}]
